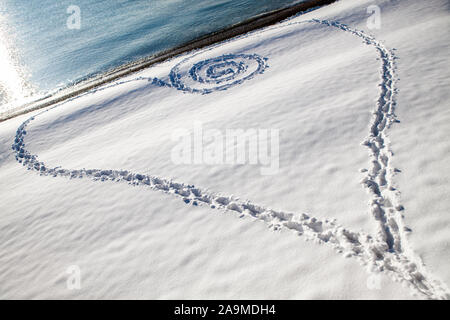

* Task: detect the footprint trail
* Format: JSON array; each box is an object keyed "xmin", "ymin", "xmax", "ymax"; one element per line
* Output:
[{"xmin": 12, "ymin": 19, "xmax": 450, "ymax": 299}]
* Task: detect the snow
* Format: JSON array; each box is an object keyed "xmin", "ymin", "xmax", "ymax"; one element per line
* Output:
[{"xmin": 0, "ymin": 0, "xmax": 449, "ymax": 299}]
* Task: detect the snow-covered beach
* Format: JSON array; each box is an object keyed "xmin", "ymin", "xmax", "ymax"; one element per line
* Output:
[{"xmin": 0, "ymin": 0, "xmax": 449, "ymax": 299}]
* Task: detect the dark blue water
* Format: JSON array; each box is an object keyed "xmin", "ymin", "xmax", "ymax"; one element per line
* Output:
[{"xmin": 0, "ymin": 0, "xmax": 304, "ymax": 111}]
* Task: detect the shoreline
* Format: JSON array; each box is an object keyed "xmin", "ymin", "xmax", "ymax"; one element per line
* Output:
[{"xmin": 0, "ymin": 0, "xmax": 336, "ymax": 122}]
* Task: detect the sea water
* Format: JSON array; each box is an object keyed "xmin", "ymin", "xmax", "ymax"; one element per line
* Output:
[{"xmin": 0, "ymin": 0, "xmax": 304, "ymax": 113}]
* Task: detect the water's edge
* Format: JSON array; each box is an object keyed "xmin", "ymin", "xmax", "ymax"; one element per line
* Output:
[{"xmin": 0, "ymin": 0, "xmax": 336, "ymax": 122}]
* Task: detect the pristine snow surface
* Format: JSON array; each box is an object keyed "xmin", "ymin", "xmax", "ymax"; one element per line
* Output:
[{"xmin": 0, "ymin": 0, "xmax": 449, "ymax": 299}]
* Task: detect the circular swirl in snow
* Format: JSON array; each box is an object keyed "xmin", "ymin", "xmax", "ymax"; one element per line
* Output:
[{"xmin": 169, "ymin": 53, "xmax": 268, "ymax": 94}]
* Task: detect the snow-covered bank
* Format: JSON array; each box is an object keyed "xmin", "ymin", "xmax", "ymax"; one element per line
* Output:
[{"xmin": 0, "ymin": 0, "xmax": 449, "ymax": 299}]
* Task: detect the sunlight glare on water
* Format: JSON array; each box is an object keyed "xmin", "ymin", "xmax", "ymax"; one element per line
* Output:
[{"xmin": 0, "ymin": 13, "xmax": 34, "ymax": 113}]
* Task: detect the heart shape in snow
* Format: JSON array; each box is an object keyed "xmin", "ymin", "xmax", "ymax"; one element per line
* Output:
[{"xmin": 12, "ymin": 19, "xmax": 449, "ymax": 299}]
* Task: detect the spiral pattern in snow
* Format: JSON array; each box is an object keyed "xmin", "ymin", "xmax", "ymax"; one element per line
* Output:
[{"xmin": 169, "ymin": 53, "xmax": 268, "ymax": 94}]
